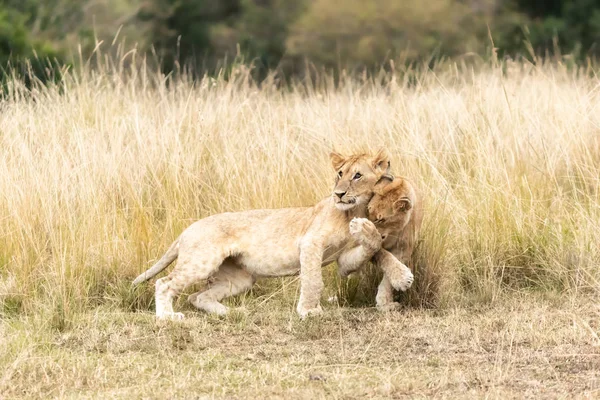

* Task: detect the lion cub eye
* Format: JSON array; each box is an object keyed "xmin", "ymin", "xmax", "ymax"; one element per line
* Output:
[
  {"xmin": 338, "ymin": 170, "xmax": 343, "ymax": 177},
  {"xmin": 353, "ymin": 172, "xmax": 362, "ymax": 180}
]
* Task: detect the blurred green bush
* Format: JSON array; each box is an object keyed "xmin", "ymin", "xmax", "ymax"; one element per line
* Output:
[{"xmin": 1, "ymin": 0, "xmax": 600, "ymax": 77}]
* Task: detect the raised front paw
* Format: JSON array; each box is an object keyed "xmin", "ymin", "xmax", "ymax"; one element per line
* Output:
[{"xmin": 349, "ymin": 218, "xmax": 382, "ymax": 248}]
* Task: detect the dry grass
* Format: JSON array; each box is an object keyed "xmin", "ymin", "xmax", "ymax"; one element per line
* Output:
[
  {"xmin": 1, "ymin": 52, "xmax": 600, "ymax": 397},
  {"xmin": 2, "ymin": 293, "xmax": 600, "ymax": 398}
]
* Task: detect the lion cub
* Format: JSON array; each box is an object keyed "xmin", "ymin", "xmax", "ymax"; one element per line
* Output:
[
  {"xmin": 337, "ymin": 175, "xmax": 422, "ymax": 309},
  {"xmin": 369, "ymin": 176, "xmax": 423, "ymax": 310}
]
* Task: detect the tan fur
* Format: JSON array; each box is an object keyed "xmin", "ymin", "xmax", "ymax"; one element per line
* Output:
[
  {"xmin": 133, "ymin": 150, "xmax": 392, "ymax": 319},
  {"xmin": 369, "ymin": 176, "xmax": 423, "ymax": 310},
  {"xmin": 335, "ymin": 176, "xmax": 422, "ymax": 308}
]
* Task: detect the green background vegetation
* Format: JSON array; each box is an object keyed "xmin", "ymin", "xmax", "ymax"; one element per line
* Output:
[{"xmin": 3, "ymin": 0, "xmax": 600, "ymax": 76}]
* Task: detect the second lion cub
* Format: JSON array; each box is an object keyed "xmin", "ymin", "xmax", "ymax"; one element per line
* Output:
[
  {"xmin": 370, "ymin": 176, "xmax": 423, "ymax": 310},
  {"xmin": 338, "ymin": 175, "xmax": 422, "ymax": 309}
]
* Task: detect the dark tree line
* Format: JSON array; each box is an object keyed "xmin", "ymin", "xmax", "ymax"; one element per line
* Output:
[{"xmin": 2, "ymin": 0, "xmax": 600, "ymax": 78}]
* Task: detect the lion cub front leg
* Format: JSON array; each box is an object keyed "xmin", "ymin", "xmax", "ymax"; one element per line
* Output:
[
  {"xmin": 375, "ymin": 275, "xmax": 399, "ymax": 311},
  {"xmin": 338, "ymin": 218, "xmax": 383, "ymax": 277},
  {"xmin": 297, "ymin": 236, "xmax": 326, "ymax": 319},
  {"xmin": 373, "ymin": 250, "xmax": 414, "ymax": 292},
  {"xmin": 372, "ymin": 250, "xmax": 414, "ymax": 311}
]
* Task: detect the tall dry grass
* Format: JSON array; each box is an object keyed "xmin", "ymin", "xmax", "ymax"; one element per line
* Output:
[{"xmin": 1, "ymin": 53, "xmax": 600, "ymax": 327}]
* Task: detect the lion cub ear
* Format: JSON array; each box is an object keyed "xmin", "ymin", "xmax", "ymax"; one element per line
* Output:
[
  {"xmin": 377, "ymin": 173, "xmax": 395, "ymax": 183},
  {"xmin": 329, "ymin": 152, "xmax": 346, "ymax": 171},
  {"xmin": 372, "ymin": 148, "xmax": 391, "ymax": 174},
  {"xmin": 394, "ymin": 197, "xmax": 412, "ymax": 212},
  {"xmin": 374, "ymin": 173, "xmax": 395, "ymax": 191}
]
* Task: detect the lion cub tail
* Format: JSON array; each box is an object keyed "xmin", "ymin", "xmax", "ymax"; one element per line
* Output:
[{"xmin": 132, "ymin": 238, "xmax": 180, "ymax": 285}]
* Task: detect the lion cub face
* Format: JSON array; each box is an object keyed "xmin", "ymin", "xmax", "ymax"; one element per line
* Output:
[
  {"xmin": 367, "ymin": 177, "xmax": 415, "ymax": 242},
  {"xmin": 329, "ymin": 149, "xmax": 391, "ymax": 211}
]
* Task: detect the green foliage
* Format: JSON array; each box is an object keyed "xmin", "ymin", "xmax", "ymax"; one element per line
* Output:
[
  {"xmin": 0, "ymin": 0, "xmax": 144, "ymax": 80},
  {"xmin": 138, "ymin": 0, "xmax": 242, "ymax": 72},
  {"xmin": 2, "ymin": 0, "xmax": 600, "ymax": 81},
  {"xmin": 136, "ymin": 0, "xmax": 600, "ymax": 73},
  {"xmin": 510, "ymin": 0, "xmax": 600, "ymax": 58},
  {"xmin": 139, "ymin": 0, "xmax": 304, "ymax": 75},
  {"xmin": 0, "ymin": 6, "xmax": 64, "ymax": 87},
  {"xmin": 236, "ymin": 0, "xmax": 305, "ymax": 70},
  {"xmin": 287, "ymin": 0, "xmax": 493, "ymax": 68},
  {"xmin": 0, "ymin": 8, "xmax": 36, "ymax": 65}
]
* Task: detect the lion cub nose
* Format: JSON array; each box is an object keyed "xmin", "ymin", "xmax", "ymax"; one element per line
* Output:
[{"xmin": 335, "ymin": 191, "xmax": 346, "ymax": 199}]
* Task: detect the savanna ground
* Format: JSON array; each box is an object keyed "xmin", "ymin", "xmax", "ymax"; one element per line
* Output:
[{"xmin": 1, "ymin": 53, "xmax": 600, "ymax": 398}]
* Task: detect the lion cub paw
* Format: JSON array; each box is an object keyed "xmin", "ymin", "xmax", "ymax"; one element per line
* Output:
[
  {"xmin": 157, "ymin": 312, "xmax": 185, "ymax": 321},
  {"xmin": 296, "ymin": 304, "xmax": 324, "ymax": 319},
  {"xmin": 349, "ymin": 218, "xmax": 381, "ymax": 247},
  {"xmin": 388, "ymin": 265, "xmax": 414, "ymax": 292}
]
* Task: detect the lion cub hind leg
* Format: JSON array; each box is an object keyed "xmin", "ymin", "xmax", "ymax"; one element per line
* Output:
[
  {"xmin": 155, "ymin": 276, "xmax": 185, "ymax": 320},
  {"xmin": 155, "ymin": 252, "xmax": 224, "ymax": 320},
  {"xmin": 188, "ymin": 263, "xmax": 255, "ymax": 316}
]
